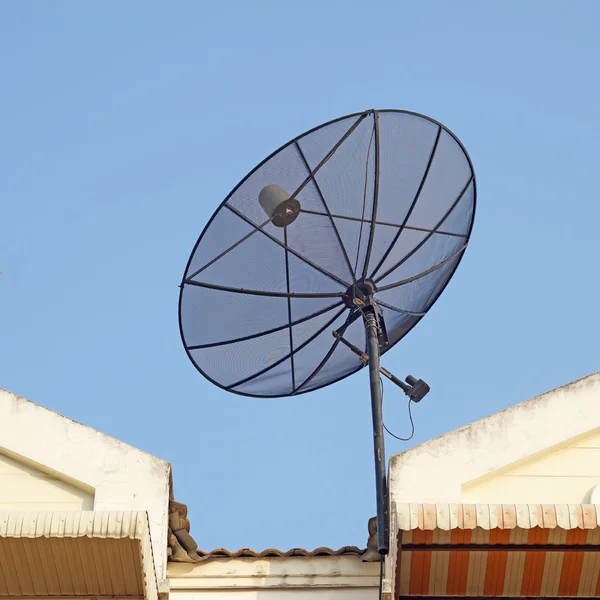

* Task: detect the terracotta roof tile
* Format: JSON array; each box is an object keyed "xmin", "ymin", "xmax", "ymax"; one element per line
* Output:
[{"xmin": 196, "ymin": 545, "xmax": 365, "ymax": 559}]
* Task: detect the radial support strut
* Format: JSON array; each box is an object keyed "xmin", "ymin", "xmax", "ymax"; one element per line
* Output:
[{"xmin": 364, "ymin": 309, "xmax": 389, "ymax": 555}]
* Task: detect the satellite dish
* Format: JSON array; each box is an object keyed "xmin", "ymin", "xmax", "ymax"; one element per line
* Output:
[{"xmin": 178, "ymin": 109, "xmax": 476, "ymax": 555}]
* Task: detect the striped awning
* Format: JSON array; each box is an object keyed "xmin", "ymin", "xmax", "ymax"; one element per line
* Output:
[
  {"xmin": 394, "ymin": 504, "xmax": 600, "ymax": 598},
  {"xmin": 0, "ymin": 511, "xmax": 157, "ymax": 600}
]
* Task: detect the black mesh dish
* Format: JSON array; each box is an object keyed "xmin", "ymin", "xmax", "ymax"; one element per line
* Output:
[{"xmin": 179, "ymin": 110, "xmax": 476, "ymax": 397}]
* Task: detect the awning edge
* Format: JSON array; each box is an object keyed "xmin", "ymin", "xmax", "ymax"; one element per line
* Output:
[{"xmin": 396, "ymin": 503, "xmax": 600, "ymax": 531}]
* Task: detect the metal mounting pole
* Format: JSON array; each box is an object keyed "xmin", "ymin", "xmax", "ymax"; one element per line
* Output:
[{"xmin": 364, "ymin": 309, "xmax": 389, "ymax": 555}]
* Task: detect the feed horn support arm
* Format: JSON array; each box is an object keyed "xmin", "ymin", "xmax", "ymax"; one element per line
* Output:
[{"xmin": 332, "ymin": 330, "xmax": 430, "ymax": 403}]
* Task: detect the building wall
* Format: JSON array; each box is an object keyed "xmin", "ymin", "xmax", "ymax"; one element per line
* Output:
[
  {"xmin": 170, "ymin": 590, "xmax": 375, "ymax": 599},
  {"xmin": 167, "ymin": 556, "xmax": 380, "ymax": 599},
  {"xmin": 0, "ymin": 387, "xmax": 172, "ymax": 585},
  {"xmin": 462, "ymin": 430, "xmax": 600, "ymax": 504},
  {"xmin": 389, "ymin": 372, "xmax": 600, "ymax": 504},
  {"xmin": 0, "ymin": 450, "xmax": 93, "ymax": 511}
]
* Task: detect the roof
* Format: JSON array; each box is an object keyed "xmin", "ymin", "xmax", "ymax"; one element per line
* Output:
[
  {"xmin": 391, "ymin": 503, "xmax": 600, "ymax": 598},
  {"xmin": 389, "ymin": 370, "xmax": 600, "ymax": 505},
  {"xmin": 0, "ymin": 511, "xmax": 157, "ymax": 600},
  {"xmin": 195, "ymin": 545, "xmax": 365, "ymax": 559}
]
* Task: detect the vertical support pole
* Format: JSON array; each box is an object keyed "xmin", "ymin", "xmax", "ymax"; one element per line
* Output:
[{"xmin": 364, "ymin": 310, "xmax": 389, "ymax": 555}]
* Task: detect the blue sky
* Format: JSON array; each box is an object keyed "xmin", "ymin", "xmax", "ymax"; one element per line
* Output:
[{"xmin": 1, "ymin": 1, "xmax": 599, "ymax": 551}]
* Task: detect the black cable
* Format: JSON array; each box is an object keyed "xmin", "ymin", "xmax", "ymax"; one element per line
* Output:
[
  {"xmin": 333, "ymin": 322, "xmax": 416, "ymax": 442},
  {"xmin": 381, "ymin": 378, "xmax": 415, "ymax": 442}
]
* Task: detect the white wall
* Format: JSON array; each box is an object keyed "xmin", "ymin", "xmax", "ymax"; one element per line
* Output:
[
  {"xmin": 168, "ymin": 556, "xmax": 379, "ymax": 600},
  {"xmin": 462, "ymin": 430, "xmax": 600, "ymax": 504},
  {"xmin": 389, "ymin": 371, "xmax": 600, "ymax": 504},
  {"xmin": 0, "ymin": 387, "xmax": 171, "ymax": 584},
  {"xmin": 171, "ymin": 591, "xmax": 375, "ymax": 599},
  {"xmin": 0, "ymin": 450, "xmax": 93, "ymax": 510}
]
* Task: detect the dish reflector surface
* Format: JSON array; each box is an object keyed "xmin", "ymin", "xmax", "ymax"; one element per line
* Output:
[{"xmin": 179, "ymin": 110, "xmax": 476, "ymax": 397}]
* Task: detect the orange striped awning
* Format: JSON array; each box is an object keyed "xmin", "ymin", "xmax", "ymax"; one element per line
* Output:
[{"xmin": 394, "ymin": 504, "xmax": 600, "ymax": 598}]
